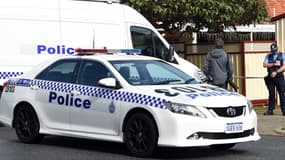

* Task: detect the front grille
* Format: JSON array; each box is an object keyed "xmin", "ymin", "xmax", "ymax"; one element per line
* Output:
[
  {"xmin": 207, "ymin": 106, "xmax": 245, "ymax": 117},
  {"xmin": 197, "ymin": 128, "xmax": 254, "ymax": 139}
]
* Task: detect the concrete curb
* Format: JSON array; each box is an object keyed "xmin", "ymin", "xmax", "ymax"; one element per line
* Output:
[{"xmin": 275, "ymin": 128, "xmax": 285, "ymax": 136}]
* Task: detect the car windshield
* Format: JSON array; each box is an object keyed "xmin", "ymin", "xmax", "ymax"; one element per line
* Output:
[{"xmin": 110, "ymin": 60, "xmax": 198, "ymax": 86}]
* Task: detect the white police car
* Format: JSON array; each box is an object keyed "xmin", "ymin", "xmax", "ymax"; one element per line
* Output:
[{"xmin": 0, "ymin": 49, "xmax": 260, "ymax": 157}]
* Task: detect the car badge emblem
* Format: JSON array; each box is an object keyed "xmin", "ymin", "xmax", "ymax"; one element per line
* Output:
[
  {"xmin": 109, "ymin": 101, "xmax": 115, "ymax": 113},
  {"xmin": 226, "ymin": 107, "xmax": 236, "ymax": 117}
]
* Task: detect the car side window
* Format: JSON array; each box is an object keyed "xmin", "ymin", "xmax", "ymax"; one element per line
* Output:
[
  {"xmin": 36, "ymin": 59, "xmax": 79, "ymax": 83},
  {"xmin": 130, "ymin": 26, "xmax": 169, "ymax": 61},
  {"xmin": 78, "ymin": 60, "xmax": 113, "ymax": 87}
]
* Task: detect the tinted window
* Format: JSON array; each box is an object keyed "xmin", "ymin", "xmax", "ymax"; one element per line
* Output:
[
  {"xmin": 78, "ymin": 60, "xmax": 113, "ymax": 87},
  {"xmin": 130, "ymin": 26, "xmax": 170, "ymax": 61},
  {"xmin": 36, "ymin": 59, "xmax": 79, "ymax": 83}
]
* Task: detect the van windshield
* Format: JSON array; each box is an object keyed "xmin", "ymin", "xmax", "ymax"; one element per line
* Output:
[{"xmin": 110, "ymin": 60, "xmax": 198, "ymax": 86}]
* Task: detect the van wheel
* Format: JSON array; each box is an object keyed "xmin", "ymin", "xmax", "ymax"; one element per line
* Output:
[
  {"xmin": 124, "ymin": 113, "xmax": 158, "ymax": 157},
  {"xmin": 210, "ymin": 143, "xmax": 236, "ymax": 150},
  {"xmin": 14, "ymin": 105, "xmax": 43, "ymax": 143}
]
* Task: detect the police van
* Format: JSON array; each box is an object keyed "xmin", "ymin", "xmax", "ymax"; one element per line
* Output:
[
  {"xmin": 0, "ymin": 0, "xmax": 207, "ymax": 93},
  {"xmin": 0, "ymin": 49, "xmax": 260, "ymax": 157}
]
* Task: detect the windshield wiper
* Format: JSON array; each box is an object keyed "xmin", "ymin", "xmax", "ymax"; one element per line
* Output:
[
  {"xmin": 152, "ymin": 79, "xmax": 181, "ymax": 85},
  {"xmin": 185, "ymin": 78, "xmax": 195, "ymax": 84}
]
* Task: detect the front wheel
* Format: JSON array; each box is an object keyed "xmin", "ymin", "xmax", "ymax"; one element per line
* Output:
[
  {"xmin": 124, "ymin": 113, "xmax": 158, "ymax": 157},
  {"xmin": 14, "ymin": 105, "xmax": 43, "ymax": 143}
]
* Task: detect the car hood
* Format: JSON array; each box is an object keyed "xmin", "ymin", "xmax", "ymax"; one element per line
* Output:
[{"xmin": 132, "ymin": 84, "xmax": 247, "ymax": 107}]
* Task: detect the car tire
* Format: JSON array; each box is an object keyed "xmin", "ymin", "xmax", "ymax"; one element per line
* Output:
[
  {"xmin": 210, "ymin": 143, "xmax": 236, "ymax": 150},
  {"xmin": 14, "ymin": 105, "xmax": 43, "ymax": 144},
  {"xmin": 124, "ymin": 113, "xmax": 158, "ymax": 157}
]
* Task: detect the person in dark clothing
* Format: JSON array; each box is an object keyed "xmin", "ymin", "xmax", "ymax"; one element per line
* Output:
[
  {"xmin": 263, "ymin": 43, "xmax": 285, "ymax": 116},
  {"xmin": 203, "ymin": 38, "xmax": 233, "ymax": 90}
]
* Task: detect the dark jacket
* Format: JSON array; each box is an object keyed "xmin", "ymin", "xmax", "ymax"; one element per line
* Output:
[{"xmin": 203, "ymin": 48, "xmax": 233, "ymax": 85}]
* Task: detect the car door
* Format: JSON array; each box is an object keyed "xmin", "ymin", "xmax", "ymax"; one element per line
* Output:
[
  {"xmin": 34, "ymin": 58, "xmax": 80, "ymax": 130},
  {"xmin": 70, "ymin": 59, "xmax": 120, "ymax": 135}
]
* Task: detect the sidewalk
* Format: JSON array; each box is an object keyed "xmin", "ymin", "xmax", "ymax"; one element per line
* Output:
[{"xmin": 255, "ymin": 107, "xmax": 285, "ymax": 136}]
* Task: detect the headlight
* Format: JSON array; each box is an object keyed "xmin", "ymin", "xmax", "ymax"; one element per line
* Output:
[
  {"xmin": 247, "ymin": 100, "xmax": 253, "ymax": 114},
  {"xmin": 164, "ymin": 102, "xmax": 207, "ymax": 118},
  {"xmin": 197, "ymin": 70, "xmax": 208, "ymax": 82}
]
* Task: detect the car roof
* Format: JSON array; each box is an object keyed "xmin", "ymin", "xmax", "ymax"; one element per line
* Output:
[{"xmin": 76, "ymin": 54, "xmax": 161, "ymax": 61}]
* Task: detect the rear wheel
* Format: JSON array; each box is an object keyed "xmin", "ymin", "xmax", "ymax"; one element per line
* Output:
[
  {"xmin": 124, "ymin": 113, "xmax": 158, "ymax": 157},
  {"xmin": 14, "ymin": 105, "xmax": 43, "ymax": 143},
  {"xmin": 210, "ymin": 143, "xmax": 236, "ymax": 150}
]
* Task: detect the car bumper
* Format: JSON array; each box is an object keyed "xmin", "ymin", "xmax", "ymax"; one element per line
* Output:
[{"xmin": 156, "ymin": 110, "xmax": 260, "ymax": 147}]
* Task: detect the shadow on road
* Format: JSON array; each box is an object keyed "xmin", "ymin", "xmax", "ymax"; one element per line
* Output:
[
  {"xmin": 40, "ymin": 135, "xmax": 249, "ymax": 159},
  {"xmin": 0, "ymin": 127, "xmax": 252, "ymax": 159}
]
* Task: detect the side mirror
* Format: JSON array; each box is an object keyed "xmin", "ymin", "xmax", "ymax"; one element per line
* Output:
[
  {"xmin": 168, "ymin": 46, "xmax": 175, "ymax": 62},
  {"xmin": 98, "ymin": 78, "xmax": 121, "ymax": 89}
]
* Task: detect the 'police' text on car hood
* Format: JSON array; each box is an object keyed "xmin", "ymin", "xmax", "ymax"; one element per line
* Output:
[{"xmin": 134, "ymin": 84, "xmax": 247, "ymax": 107}]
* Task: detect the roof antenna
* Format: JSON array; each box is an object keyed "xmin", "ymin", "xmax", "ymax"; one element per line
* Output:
[{"xmin": 93, "ymin": 29, "xmax": 95, "ymax": 48}]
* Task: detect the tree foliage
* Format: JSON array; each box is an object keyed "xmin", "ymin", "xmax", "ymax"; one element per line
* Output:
[{"xmin": 121, "ymin": 0, "xmax": 267, "ymax": 34}]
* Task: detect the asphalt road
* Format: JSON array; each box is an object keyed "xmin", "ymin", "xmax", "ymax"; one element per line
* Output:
[{"xmin": 1, "ymin": 127, "xmax": 285, "ymax": 160}]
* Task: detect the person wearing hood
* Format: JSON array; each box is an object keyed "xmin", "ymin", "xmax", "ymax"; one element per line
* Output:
[{"xmin": 203, "ymin": 38, "xmax": 233, "ymax": 89}]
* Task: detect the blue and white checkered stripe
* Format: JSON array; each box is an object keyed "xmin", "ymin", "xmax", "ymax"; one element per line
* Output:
[
  {"xmin": 0, "ymin": 72, "xmax": 23, "ymax": 79},
  {"xmin": 23, "ymin": 79, "xmax": 165, "ymax": 109}
]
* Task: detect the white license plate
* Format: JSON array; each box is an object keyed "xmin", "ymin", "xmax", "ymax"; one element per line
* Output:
[{"xmin": 225, "ymin": 122, "xmax": 243, "ymax": 133}]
